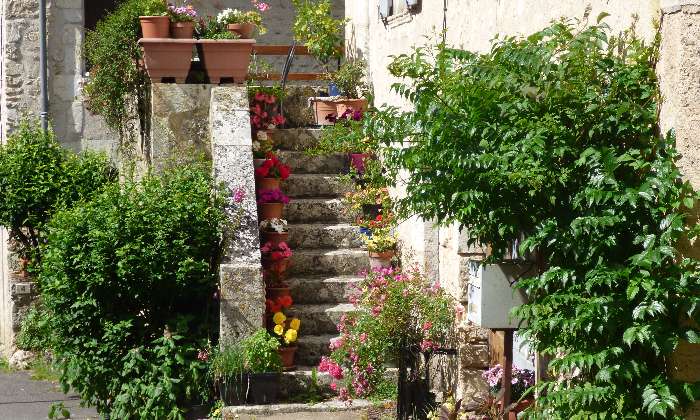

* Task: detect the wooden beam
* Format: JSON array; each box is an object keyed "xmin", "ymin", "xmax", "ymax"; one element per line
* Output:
[
  {"xmin": 252, "ymin": 45, "xmax": 311, "ymax": 55},
  {"xmin": 248, "ymin": 72, "xmax": 327, "ymax": 81}
]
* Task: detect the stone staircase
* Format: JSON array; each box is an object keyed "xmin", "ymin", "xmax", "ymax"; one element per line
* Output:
[{"xmin": 274, "ymin": 128, "xmax": 369, "ymax": 397}]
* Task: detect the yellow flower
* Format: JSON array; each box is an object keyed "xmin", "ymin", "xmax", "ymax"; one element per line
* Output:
[
  {"xmin": 284, "ymin": 328, "xmax": 298, "ymax": 344},
  {"xmin": 273, "ymin": 324, "xmax": 284, "ymax": 336},
  {"xmin": 289, "ymin": 318, "xmax": 301, "ymax": 331},
  {"xmin": 273, "ymin": 312, "xmax": 286, "ymax": 326}
]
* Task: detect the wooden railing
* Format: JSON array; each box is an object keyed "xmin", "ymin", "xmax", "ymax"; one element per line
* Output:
[{"xmin": 249, "ymin": 44, "xmax": 326, "ymax": 81}]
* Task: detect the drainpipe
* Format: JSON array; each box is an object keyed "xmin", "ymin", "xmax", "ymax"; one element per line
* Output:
[{"xmin": 39, "ymin": 0, "xmax": 49, "ymax": 132}]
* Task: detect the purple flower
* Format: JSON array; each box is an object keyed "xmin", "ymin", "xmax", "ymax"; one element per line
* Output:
[
  {"xmin": 257, "ymin": 188, "xmax": 290, "ymax": 205},
  {"xmin": 232, "ymin": 187, "xmax": 246, "ymax": 203}
]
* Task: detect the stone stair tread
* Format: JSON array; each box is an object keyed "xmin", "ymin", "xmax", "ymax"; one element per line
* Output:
[
  {"xmin": 291, "ymin": 248, "xmax": 368, "ymax": 276},
  {"xmin": 223, "ymin": 399, "xmax": 380, "ymax": 418},
  {"xmin": 286, "ymin": 198, "xmax": 352, "ymax": 223},
  {"xmin": 286, "ymin": 223, "xmax": 364, "ymax": 250},
  {"xmin": 285, "ymin": 174, "xmax": 352, "ymax": 198},
  {"xmin": 276, "ymin": 150, "xmax": 347, "ymax": 175},
  {"xmin": 287, "ymin": 275, "xmax": 362, "ymax": 304},
  {"xmin": 273, "ymin": 128, "xmax": 323, "ymax": 151},
  {"xmin": 295, "ymin": 334, "xmax": 336, "ymax": 365},
  {"xmin": 287, "ymin": 303, "xmax": 356, "ymax": 335}
]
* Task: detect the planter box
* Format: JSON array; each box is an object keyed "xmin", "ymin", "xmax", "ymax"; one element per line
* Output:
[
  {"xmin": 138, "ymin": 39, "xmax": 196, "ymax": 83},
  {"xmin": 199, "ymin": 39, "xmax": 256, "ymax": 84},
  {"xmin": 466, "ymin": 262, "xmax": 532, "ymax": 329}
]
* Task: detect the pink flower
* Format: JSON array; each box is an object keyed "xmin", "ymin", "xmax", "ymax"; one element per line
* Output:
[
  {"xmin": 329, "ymin": 336, "xmax": 344, "ymax": 350},
  {"xmin": 420, "ymin": 340, "xmax": 436, "ymax": 352},
  {"xmin": 232, "ymin": 187, "xmax": 245, "ymax": 203},
  {"xmin": 197, "ymin": 349, "xmax": 209, "ymax": 361},
  {"xmin": 422, "ymin": 321, "xmax": 432, "ymax": 331},
  {"xmin": 359, "ymin": 333, "xmax": 367, "ymax": 343},
  {"xmin": 330, "ymin": 382, "xmax": 337, "ymax": 391}
]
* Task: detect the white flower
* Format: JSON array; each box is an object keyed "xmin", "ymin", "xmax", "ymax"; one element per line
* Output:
[
  {"xmin": 260, "ymin": 218, "xmax": 288, "ymax": 233},
  {"xmin": 217, "ymin": 8, "xmax": 241, "ymax": 24},
  {"xmin": 252, "ymin": 140, "xmax": 261, "ymax": 152},
  {"xmin": 256, "ymin": 130, "xmax": 269, "ymax": 141}
]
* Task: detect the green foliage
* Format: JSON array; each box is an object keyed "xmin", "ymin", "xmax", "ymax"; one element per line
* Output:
[
  {"xmin": 28, "ymin": 356, "xmax": 61, "ymax": 383},
  {"xmin": 368, "ymin": 20, "xmax": 700, "ymax": 418},
  {"xmin": 309, "ymin": 118, "xmax": 371, "ymax": 155},
  {"xmin": 142, "ymin": 0, "xmax": 167, "ymax": 16},
  {"xmin": 291, "ymin": 0, "xmax": 344, "ymax": 67},
  {"xmin": 328, "ymin": 59, "xmax": 368, "ymax": 99},
  {"xmin": 48, "ymin": 402, "xmax": 70, "ymax": 420},
  {"xmin": 83, "ymin": 0, "xmax": 150, "ymax": 140},
  {"xmin": 241, "ymin": 329, "xmax": 282, "ymax": 374},
  {"xmin": 39, "ymin": 163, "xmax": 226, "ymax": 418},
  {"xmin": 210, "ymin": 342, "xmax": 245, "ymax": 381},
  {"xmin": 0, "ymin": 120, "xmax": 115, "ymax": 260},
  {"xmin": 16, "ymin": 304, "xmax": 55, "ymax": 352}
]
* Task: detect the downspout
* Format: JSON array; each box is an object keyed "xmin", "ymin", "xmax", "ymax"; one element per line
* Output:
[{"xmin": 39, "ymin": 0, "xmax": 49, "ymax": 132}]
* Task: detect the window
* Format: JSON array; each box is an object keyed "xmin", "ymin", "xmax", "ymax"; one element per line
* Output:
[
  {"xmin": 85, "ymin": 0, "xmax": 120, "ymax": 32},
  {"xmin": 379, "ymin": 0, "xmax": 420, "ymax": 21}
]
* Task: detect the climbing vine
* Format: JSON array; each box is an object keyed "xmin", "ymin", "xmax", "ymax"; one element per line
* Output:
[{"xmin": 368, "ymin": 19, "xmax": 700, "ymax": 418}]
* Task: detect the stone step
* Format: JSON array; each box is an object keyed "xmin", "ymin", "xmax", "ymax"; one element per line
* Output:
[
  {"xmin": 288, "ymin": 303, "xmax": 355, "ymax": 335},
  {"xmin": 286, "ymin": 199, "xmax": 352, "ymax": 224},
  {"xmin": 287, "ymin": 223, "xmax": 364, "ymax": 250},
  {"xmin": 290, "ymin": 249, "xmax": 368, "ymax": 276},
  {"xmin": 287, "ymin": 275, "xmax": 362, "ymax": 304},
  {"xmin": 295, "ymin": 334, "xmax": 334, "ymax": 366},
  {"xmin": 285, "ymin": 174, "xmax": 352, "ymax": 198},
  {"xmin": 223, "ymin": 399, "xmax": 381, "ymax": 420},
  {"xmin": 273, "ymin": 128, "xmax": 323, "ymax": 151},
  {"xmin": 276, "ymin": 151, "xmax": 348, "ymax": 175}
]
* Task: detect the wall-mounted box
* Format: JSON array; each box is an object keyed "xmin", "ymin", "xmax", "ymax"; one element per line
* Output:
[{"xmin": 466, "ymin": 262, "xmax": 531, "ymax": 329}]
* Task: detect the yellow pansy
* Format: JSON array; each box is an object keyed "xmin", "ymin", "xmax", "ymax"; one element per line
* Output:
[
  {"xmin": 284, "ymin": 328, "xmax": 298, "ymax": 344},
  {"xmin": 289, "ymin": 318, "xmax": 301, "ymax": 331},
  {"xmin": 273, "ymin": 324, "xmax": 284, "ymax": 336},
  {"xmin": 273, "ymin": 312, "xmax": 286, "ymax": 326}
]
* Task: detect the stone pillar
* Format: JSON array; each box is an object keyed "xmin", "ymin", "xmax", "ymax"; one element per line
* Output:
[{"xmin": 209, "ymin": 87, "xmax": 265, "ymax": 345}]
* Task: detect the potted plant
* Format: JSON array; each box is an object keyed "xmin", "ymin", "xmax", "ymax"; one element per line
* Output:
[
  {"xmin": 364, "ymin": 228, "xmax": 397, "ymax": 269},
  {"xmin": 140, "ymin": 0, "xmax": 170, "ymax": 38},
  {"xmin": 253, "ymin": 131, "xmax": 274, "ymax": 168},
  {"xmin": 261, "ymin": 241, "xmax": 293, "ymax": 298},
  {"xmin": 271, "ymin": 311, "xmax": 301, "ymax": 371},
  {"xmin": 482, "ymin": 364, "xmax": 535, "ymax": 417},
  {"xmin": 266, "ymin": 296, "xmax": 294, "ymax": 321},
  {"xmin": 168, "ymin": 3, "xmax": 198, "ymax": 39},
  {"xmin": 328, "ymin": 59, "xmax": 369, "ymax": 116},
  {"xmin": 260, "ymin": 218, "xmax": 288, "ymax": 246},
  {"xmin": 250, "ymin": 90, "xmax": 286, "ymax": 134},
  {"xmin": 242, "ymin": 329, "xmax": 283, "ymax": 404},
  {"xmin": 217, "ymin": 1, "xmax": 269, "ymax": 39},
  {"xmin": 197, "ymin": 17, "xmax": 255, "ymax": 84},
  {"xmin": 255, "ymin": 154, "xmax": 291, "ymax": 191},
  {"xmin": 291, "ymin": 0, "xmax": 345, "ymax": 125},
  {"xmin": 257, "ymin": 188, "xmax": 290, "ymax": 220},
  {"xmin": 343, "ymin": 186, "xmax": 391, "ymax": 226},
  {"xmin": 210, "ymin": 342, "xmax": 248, "ymax": 405}
]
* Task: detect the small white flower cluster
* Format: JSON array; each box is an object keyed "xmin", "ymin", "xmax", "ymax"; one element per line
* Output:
[
  {"xmin": 260, "ymin": 218, "xmax": 288, "ymax": 233},
  {"xmin": 217, "ymin": 8, "xmax": 242, "ymax": 24}
]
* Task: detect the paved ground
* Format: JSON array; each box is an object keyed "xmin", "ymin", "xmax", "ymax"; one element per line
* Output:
[{"xmin": 0, "ymin": 370, "xmax": 97, "ymax": 420}]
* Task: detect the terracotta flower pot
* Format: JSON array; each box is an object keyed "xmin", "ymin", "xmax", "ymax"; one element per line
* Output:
[
  {"xmin": 508, "ymin": 399, "xmax": 533, "ymax": 419},
  {"xmin": 170, "ymin": 21, "xmax": 195, "ymax": 39},
  {"xmin": 278, "ymin": 346, "xmax": 297, "ymax": 371},
  {"xmin": 349, "ymin": 153, "xmax": 372, "ymax": 174},
  {"xmin": 199, "ymin": 39, "xmax": 255, "ymax": 84},
  {"xmin": 311, "ymin": 98, "xmax": 338, "ymax": 126},
  {"xmin": 227, "ymin": 23, "xmax": 256, "ymax": 39},
  {"xmin": 266, "ymin": 286, "xmax": 291, "ymax": 300},
  {"xmin": 138, "ymin": 39, "xmax": 195, "ymax": 83},
  {"xmin": 262, "ymin": 231, "xmax": 289, "ymax": 247},
  {"xmin": 263, "ymin": 257, "xmax": 291, "ymax": 273},
  {"xmin": 335, "ymin": 98, "xmax": 368, "ymax": 116},
  {"xmin": 257, "ymin": 177, "xmax": 281, "ymax": 191},
  {"xmin": 369, "ymin": 250, "xmax": 395, "ymax": 269},
  {"xmin": 140, "ymin": 16, "xmax": 170, "ymax": 38},
  {"xmin": 259, "ymin": 202, "xmax": 284, "ymax": 220}
]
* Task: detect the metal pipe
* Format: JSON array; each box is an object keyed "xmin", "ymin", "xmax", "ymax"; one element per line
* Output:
[{"xmin": 39, "ymin": 0, "xmax": 49, "ymax": 132}]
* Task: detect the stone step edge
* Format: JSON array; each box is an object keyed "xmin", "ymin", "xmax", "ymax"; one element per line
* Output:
[{"xmin": 223, "ymin": 399, "xmax": 388, "ymax": 416}]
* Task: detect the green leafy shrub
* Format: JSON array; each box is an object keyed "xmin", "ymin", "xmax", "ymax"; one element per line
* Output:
[
  {"xmin": 291, "ymin": 0, "xmax": 344, "ymax": 67},
  {"xmin": 328, "ymin": 59, "xmax": 368, "ymax": 99},
  {"xmin": 83, "ymin": 0, "xmax": 150, "ymax": 139},
  {"xmin": 16, "ymin": 303, "xmax": 55, "ymax": 352},
  {"xmin": 241, "ymin": 329, "xmax": 282, "ymax": 373},
  {"xmin": 369, "ymin": 20, "xmax": 700, "ymax": 418},
  {"xmin": 39, "ymin": 163, "xmax": 226, "ymax": 418},
  {"xmin": 0, "ymin": 120, "xmax": 115, "ymax": 260}
]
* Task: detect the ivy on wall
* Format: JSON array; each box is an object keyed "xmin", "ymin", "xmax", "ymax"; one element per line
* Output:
[{"xmin": 367, "ymin": 19, "xmax": 700, "ymax": 418}]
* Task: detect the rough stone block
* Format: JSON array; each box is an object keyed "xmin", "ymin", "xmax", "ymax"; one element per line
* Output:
[
  {"xmin": 209, "ymin": 88, "xmax": 253, "ymax": 146},
  {"xmin": 219, "ymin": 264, "xmax": 265, "ymax": 345},
  {"xmin": 151, "ymin": 84, "xmax": 214, "ymax": 168}
]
